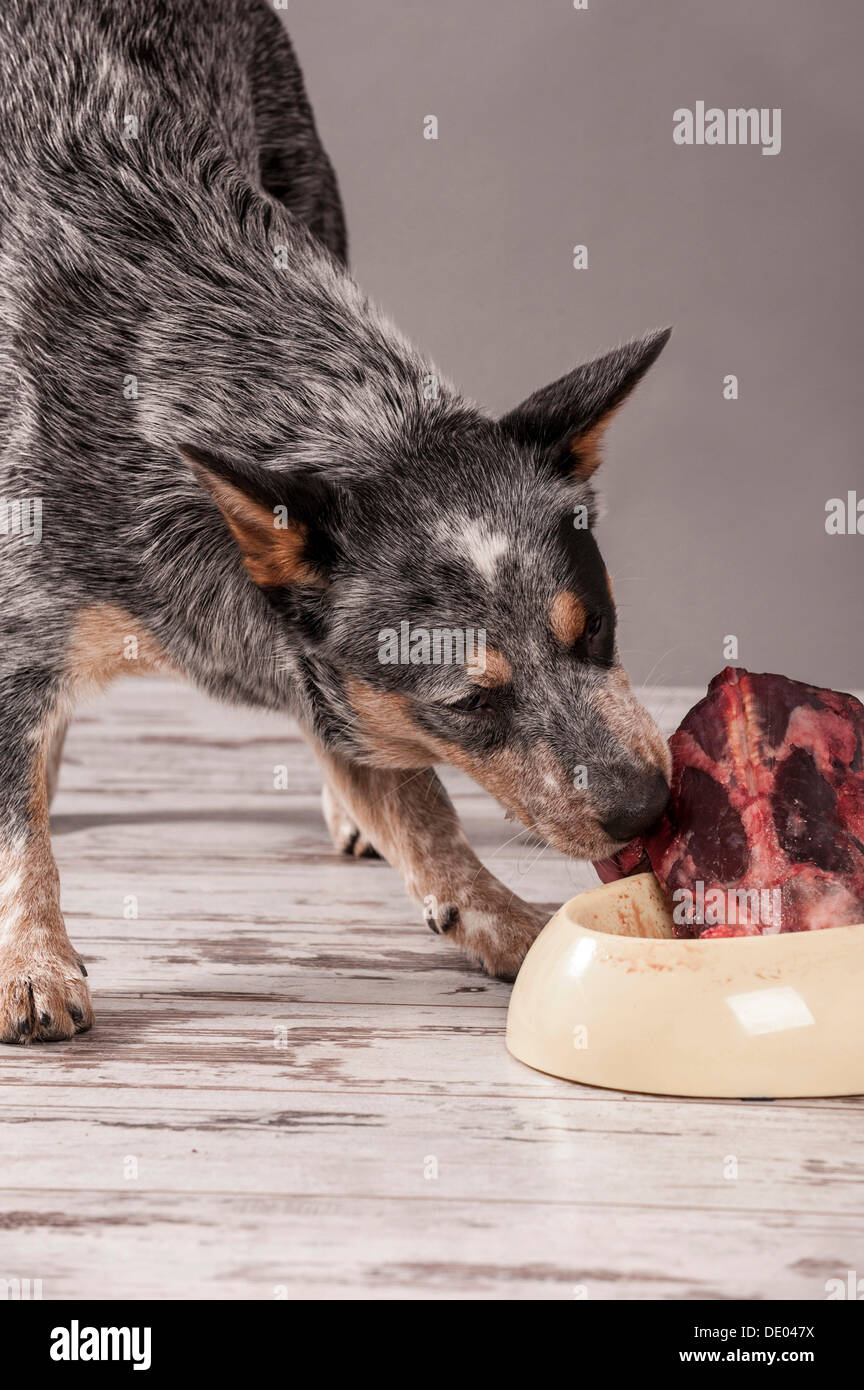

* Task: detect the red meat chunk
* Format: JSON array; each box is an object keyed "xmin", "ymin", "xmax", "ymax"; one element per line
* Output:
[{"xmin": 595, "ymin": 667, "xmax": 864, "ymax": 937}]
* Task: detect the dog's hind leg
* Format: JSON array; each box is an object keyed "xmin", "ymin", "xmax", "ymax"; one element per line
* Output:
[
  {"xmin": 312, "ymin": 748, "xmax": 548, "ymax": 979},
  {"xmin": 45, "ymin": 717, "xmax": 68, "ymax": 807},
  {"xmin": 0, "ymin": 672, "xmax": 92, "ymax": 1044}
]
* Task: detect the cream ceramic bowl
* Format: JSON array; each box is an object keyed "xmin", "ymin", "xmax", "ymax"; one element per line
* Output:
[{"xmin": 506, "ymin": 874, "xmax": 864, "ymax": 1098}]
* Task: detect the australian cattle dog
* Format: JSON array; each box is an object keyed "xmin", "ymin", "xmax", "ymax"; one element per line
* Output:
[{"xmin": 0, "ymin": 0, "xmax": 671, "ymax": 1041}]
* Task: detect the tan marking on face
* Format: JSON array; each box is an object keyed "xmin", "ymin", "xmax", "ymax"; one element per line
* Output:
[
  {"xmin": 469, "ymin": 646, "xmax": 512, "ymax": 688},
  {"xmin": 549, "ymin": 591, "xmax": 586, "ymax": 647},
  {"xmin": 345, "ymin": 680, "xmax": 439, "ymax": 768},
  {"xmin": 428, "ymin": 734, "xmax": 574, "ymax": 839},
  {"xmin": 345, "ymin": 675, "xmax": 654, "ymax": 860},
  {"xmin": 347, "ymin": 669, "xmax": 606, "ymax": 847},
  {"xmin": 605, "ymin": 568, "xmax": 615, "ymax": 604},
  {"xmin": 456, "ymin": 752, "xmax": 535, "ymax": 826},
  {"xmin": 189, "ymin": 459, "xmax": 324, "ymax": 589},
  {"xmin": 346, "ymin": 675, "xmax": 542, "ymax": 822},
  {"xmin": 66, "ymin": 604, "xmax": 176, "ymax": 695}
]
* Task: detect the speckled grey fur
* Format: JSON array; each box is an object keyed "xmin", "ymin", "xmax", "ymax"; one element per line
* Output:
[{"xmin": 0, "ymin": 0, "xmax": 670, "ymax": 855}]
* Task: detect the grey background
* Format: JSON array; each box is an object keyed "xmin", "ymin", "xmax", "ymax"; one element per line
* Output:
[{"xmin": 285, "ymin": 0, "xmax": 862, "ymax": 691}]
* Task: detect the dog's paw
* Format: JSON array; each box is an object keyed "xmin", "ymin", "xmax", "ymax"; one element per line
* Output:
[
  {"xmin": 321, "ymin": 784, "xmax": 381, "ymax": 859},
  {"xmin": 0, "ymin": 946, "xmax": 93, "ymax": 1045},
  {"xmin": 421, "ymin": 892, "xmax": 550, "ymax": 980}
]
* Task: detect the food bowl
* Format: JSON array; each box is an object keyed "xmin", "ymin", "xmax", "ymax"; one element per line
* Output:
[{"xmin": 506, "ymin": 874, "xmax": 864, "ymax": 1098}]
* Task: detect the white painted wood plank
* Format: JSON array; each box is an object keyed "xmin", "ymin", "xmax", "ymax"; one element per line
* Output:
[
  {"xmin": 4, "ymin": 674, "xmax": 859, "ymax": 1301},
  {"xmin": 0, "ymin": 1087, "xmax": 862, "ymax": 1219},
  {"xmin": 0, "ymin": 1190, "xmax": 857, "ymax": 1300}
]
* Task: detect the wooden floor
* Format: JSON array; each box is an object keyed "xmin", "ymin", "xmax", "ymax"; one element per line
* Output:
[{"xmin": 1, "ymin": 677, "xmax": 862, "ymax": 1301}]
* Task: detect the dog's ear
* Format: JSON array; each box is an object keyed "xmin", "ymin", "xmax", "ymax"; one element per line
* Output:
[
  {"xmin": 499, "ymin": 327, "xmax": 671, "ymax": 480},
  {"xmin": 181, "ymin": 444, "xmax": 337, "ymax": 589}
]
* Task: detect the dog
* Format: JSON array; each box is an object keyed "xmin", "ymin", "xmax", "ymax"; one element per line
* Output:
[{"xmin": 0, "ymin": 0, "xmax": 671, "ymax": 1043}]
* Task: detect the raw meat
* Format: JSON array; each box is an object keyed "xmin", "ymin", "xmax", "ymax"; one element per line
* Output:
[{"xmin": 595, "ymin": 667, "xmax": 864, "ymax": 937}]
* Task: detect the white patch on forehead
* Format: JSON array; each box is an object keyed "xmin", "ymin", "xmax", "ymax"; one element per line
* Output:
[{"xmin": 437, "ymin": 516, "xmax": 510, "ymax": 582}]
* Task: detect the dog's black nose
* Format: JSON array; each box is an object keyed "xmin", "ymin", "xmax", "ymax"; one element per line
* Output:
[{"xmin": 602, "ymin": 771, "xmax": 670, "ymax": 842}]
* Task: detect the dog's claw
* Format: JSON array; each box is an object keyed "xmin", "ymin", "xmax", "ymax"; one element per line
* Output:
[
  {"xmin": 342, "ymin": 828, "xmax": 381, "ymax": 860},
  {"xmin": 439, "ymin": 905, "xmax": 459, "ymax": 933},
  {"xmin": 0, "ymin": 950, "xmax": 94, "ymax": 1044},
  {"xmin": 421, "ymin": 890, "xmax": 549, "ymax": 979},
  {"xmin": 423, "ymin": 897, "xmax": 460, "ymax": 935},
  {"xmin": 321, "ymin": 785, "xmax": 381, "ymax": 859}
]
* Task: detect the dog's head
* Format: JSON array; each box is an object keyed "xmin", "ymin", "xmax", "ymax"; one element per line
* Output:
[{"xmin": 184, "ymin": 329, "xmax": 672, "ymax": 859}]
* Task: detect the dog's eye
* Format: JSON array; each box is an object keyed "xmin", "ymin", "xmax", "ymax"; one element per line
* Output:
[
  {"xmin": 444, "ymin": 690, "xmax": 493, "ymax": 714},
  {"xmin": 581, "ymin": 611, "xmax": 614, "ymax": 666}
]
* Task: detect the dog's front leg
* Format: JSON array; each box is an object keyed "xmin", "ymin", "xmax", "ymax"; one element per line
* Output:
[
  {"xmin": 314, "ymin": 749, "xmax": 549, "ymax": 978},
  {"xmin": 320, "ymin": 780, "xmax": 381, "ymax": 859},
  {"xmin": 0, "ymin": 678, "xmax": 92, "ymax": 1043}
]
